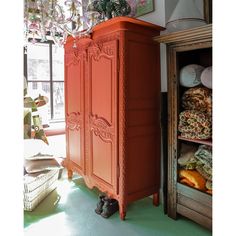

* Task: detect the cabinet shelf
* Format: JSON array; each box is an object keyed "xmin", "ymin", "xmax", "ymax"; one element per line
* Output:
[
  {"xmin": 177, "ymin": 183, "xmax": 212, "ymax": 203},
  {"xmin": 155, "ymin": 24, "xmax": 212, "ymax": 230},
  {"xmin": 177, "ymin": 182, "xmax": 212, "ymax": 196},
  {"xmin": 178, "ymin": 136, "xmax": 212, "ymax": 146}
]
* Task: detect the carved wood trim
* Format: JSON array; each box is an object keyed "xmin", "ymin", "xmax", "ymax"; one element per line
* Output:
[
  {"xmin": 89, "ymin": 114, "xmax": 114, "ymax": 143},
  {"xmin": 153, "ymin": 24, "xmax": 212, "ymax": 45},
  {"xmin": 83, "ymin": 176, "xmax": 117, "ymax": 199},
  {"xmin": 92, "ymin": 33, "xmax": 120, "ymax": 44},
  {"xmin": 66, "ymin": 112, "xmax": 81, "ymax": 131},
  {"xmin": 88, "ymin": 41, "xmax": 116, "ymax": 61},
  {"xmin": 65, "ymin": 50, "xmax": 85, "ymax": 66},
  {"xmin": 118, "ymin": 31, "xmax": 127, "ymax": 207}
]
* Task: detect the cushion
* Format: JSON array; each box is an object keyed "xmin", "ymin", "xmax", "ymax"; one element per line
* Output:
[
  {"xmin": 24, "ymin": 158, "xmax": 62, "ymax": 174},
  {"xmin": 201, "ymin": 66, "xmax": 212, "ymax": 89},
  {"xmin": 179, "ymin": 64, "xmax": 204, "ymax": 87},
  {"xmin": 25, "ymin": 152, "xmax": 54, "ymax": 161},
  {"xmin": 24, "ymin": 139, "xmax": 54, "ymax": 160}
]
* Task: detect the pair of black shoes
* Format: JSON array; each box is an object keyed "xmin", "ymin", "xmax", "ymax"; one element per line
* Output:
[{"xmin": 95, "ymin": 195, "xmax": 119, "ymax": 218}]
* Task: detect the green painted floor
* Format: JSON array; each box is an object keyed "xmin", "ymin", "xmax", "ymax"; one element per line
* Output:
[{"xmin": 24, "ymin": 171, "xmax": 212, "ymax": 236}]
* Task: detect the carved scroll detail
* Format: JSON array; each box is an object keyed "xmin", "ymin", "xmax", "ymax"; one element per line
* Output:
[
  {"xmin": 67, "ymin": 112, "xmax": 81, "ymax": 131},
  {"xmin": 89, "ymin": 42, "xmax": 115, "ymax": 61},
  {"xmin": 89, "ymin": 114, "xmax": 114, "ymax": 143}
]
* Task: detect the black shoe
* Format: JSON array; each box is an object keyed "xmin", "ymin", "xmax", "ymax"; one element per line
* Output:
[
  {"xmin": 95, "ymin": 195, "xmax": 106, "ymax": 215},
  {"xmin": 101, "ymin": 198, "xmax": 119, "ymax": 218}
]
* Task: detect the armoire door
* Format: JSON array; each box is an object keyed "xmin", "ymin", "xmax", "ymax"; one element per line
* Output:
[
  {"xmin": 86, "ymin": 39, "xmax": 118, "ymax": 194},
  {"xmin": 64, "ymin": 50, "xmax": 86, "ymax": 175}
]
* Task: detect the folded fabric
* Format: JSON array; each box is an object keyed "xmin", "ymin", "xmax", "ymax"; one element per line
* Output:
[
  {"xmin": 179, "ymin": 169, "xmax": 206, "ymax": 191},
  {"xmin": 206, "ymin": 180, "xmax": 212, "ymax": 190},
  {"xmin": 178, "ymin": 143, "xmax": 198, "ymax": 169},
  {"xmin": 180, "ymin": 143, "xmax": 199, "ymax": 153},
  {"xmin": 182, "ymin": 87, "xmax": 212, "ymax": 114},
  {"xmin": 196, "ymin": 165, "xmax": 212, "ymax": 181},
  {"xmin": 178, "ymin": 110, "xmax": 212, "ymax": 139},
  {"xmin": 194, "ymin": 145, "xmax": 212, "ymax": 168},
  {"xmin": 24, "ymin": 158, "xmax": 62, "ymax": 174}
]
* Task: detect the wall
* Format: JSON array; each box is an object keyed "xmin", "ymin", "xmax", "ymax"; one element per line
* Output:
[
  {"xmin": 138, "ymin": 0, "xmax": 204, "ymax": 92},
  {"xmin": 138, "ymin": 0, "xmax": 165, "ymax": 26}
]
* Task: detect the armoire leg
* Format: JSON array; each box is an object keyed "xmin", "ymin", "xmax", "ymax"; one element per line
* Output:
[
  {"xmin": 153, "ymin": 192, "xmax": 159, "ymax": 206},
  {"xmin": 67, "ymin": 169, "xmax": 73, "ymax": 179},
  {"xmin": 119, "ymin": 204, "xmax": 127, "ymax": 220}
]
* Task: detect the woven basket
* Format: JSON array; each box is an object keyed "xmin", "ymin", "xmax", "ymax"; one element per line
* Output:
[
  {"xmin": 24, "ymin": 169, "xmax": 59, "ymax": 193},
  {"xmin": 24, "ymin": 169, "xmax": 59, "ymax": 211},
  {"xmin": 24, "ymin": 180, "xmax": 58, "ymax": 211},
  {"xmin": 24, "ymin": 170, "xmax": 59, "ymax": 201}
]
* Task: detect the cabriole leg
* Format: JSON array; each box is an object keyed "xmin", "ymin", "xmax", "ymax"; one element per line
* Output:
[
  {"xmin": 153, "ymin": 192, "xmax": 159, "ymax": 206},
  {"xmin": 119, "ymin": 204, "xmax": 127, "ymax": 220},
  {"xmin": 67, "ymin": 169, "xmax": 73, "ymax": 179}
]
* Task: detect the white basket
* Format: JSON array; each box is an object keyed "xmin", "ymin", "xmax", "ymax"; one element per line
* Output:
[
  {"xmin": 24, "ymin": 169, "xmax": 59, "ymax": 193},
  {"xmin": 24, "ymin": 180, "xmax": 58, "ymax": 211},
  {"xmin": 24, "ymin": 169, "xmax": 60, "ymax": 211},
  {"xmin": 24, "ymin": 170, "xmax": 59, "ymax": 201}
]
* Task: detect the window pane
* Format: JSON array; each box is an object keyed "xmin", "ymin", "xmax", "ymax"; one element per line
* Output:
[
  {"xmin": 27, "ymin": 81, "xmax": 51, "ymax": 120},
  {"xmin": 27, "ymin": 43, "xmax": 50, "ymax": 81},
  {"xmin": 53, "ymin": 82, "xmax": 65, "ymax": 120},
  {"xmin": 52, "ymin": 45, "xmax": 64, "ymax": 81}
]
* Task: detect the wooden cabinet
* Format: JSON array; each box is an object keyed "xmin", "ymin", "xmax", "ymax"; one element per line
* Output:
[
  {"xmin": 155, "ymin": 25, "xmax": 212, "ymax": 230},
  {"xmin": 65, "ymin": 47, "xmax": 86, "ymax": 176},
  {"xmin": 64, "ymin": 17, "xmax": 164, "ymax": 219}
]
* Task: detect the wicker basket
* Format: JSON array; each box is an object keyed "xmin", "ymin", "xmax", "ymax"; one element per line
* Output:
[
  {"xmin": 24, "ymin": 169, "xmax": 59, "ymax": 211},
  {"xmin": 24, "ymin": 169, "xmax": 59, "ymax": 193},
  {"xmin": 24, "ymin": 180, "xmax": 58, "ymax": 211}
]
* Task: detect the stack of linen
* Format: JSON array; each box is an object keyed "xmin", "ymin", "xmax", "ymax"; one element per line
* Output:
[
  {"xmin": 178, "ymin": 143, "xmax": 212, "ymax": 194},
  {"xmin": 24, "ymin": 140, "xmax": 63, "ymax": 211}
]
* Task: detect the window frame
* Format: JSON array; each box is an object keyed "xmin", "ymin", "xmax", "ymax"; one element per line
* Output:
[
  {"xmin": 24, "ymin": 39, "xmax": 65, "ymax": 124},
  {"xmin": 24, "ymin": 39, "xmax": 65, "ymax": 136}
]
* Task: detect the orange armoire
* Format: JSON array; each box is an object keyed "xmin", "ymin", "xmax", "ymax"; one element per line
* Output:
[{"xmin": 64, "ymin": 17, "xmax": 164, "ymax": 219}]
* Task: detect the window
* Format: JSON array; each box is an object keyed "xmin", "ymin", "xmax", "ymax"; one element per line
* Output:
[{"xmin": 24, "ymin": 41, "xmax": 65, "ymax": 125}]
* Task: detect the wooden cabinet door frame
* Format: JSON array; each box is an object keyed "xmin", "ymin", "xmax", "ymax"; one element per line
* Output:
[
  {"xmin": 86, "ymin": 39, "xmax": 119, "ymax": 195},
  {"xmin": 64, "ymin": 49, "xmax": 86, "ymax": 176}
]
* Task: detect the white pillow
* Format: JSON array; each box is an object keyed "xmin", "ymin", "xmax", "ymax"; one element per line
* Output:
[
  {"xmin": 24, "ymin": 139, "xmax": 54, "ymax": 160},
  {"xmin": 25, "ymin": 152, "xmax": 54, "ymax": 160},
  {"xmin": 24, "ymin": 158, "xmax": 62, "ymax": 174}
]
